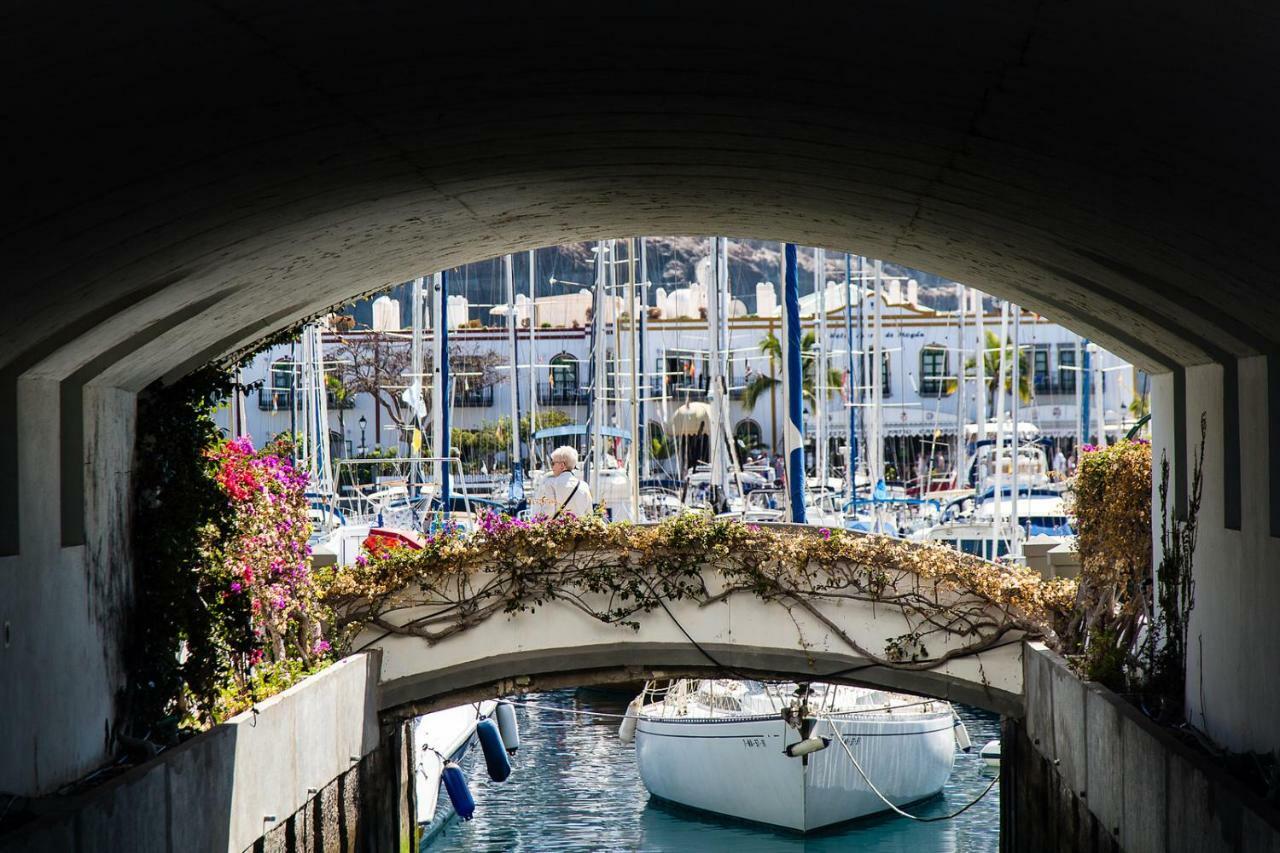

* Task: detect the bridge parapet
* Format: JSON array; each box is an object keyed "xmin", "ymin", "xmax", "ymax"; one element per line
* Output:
[{"xmin": 327, "ymin": 516, "xmax": 1076, "ymax": 717}]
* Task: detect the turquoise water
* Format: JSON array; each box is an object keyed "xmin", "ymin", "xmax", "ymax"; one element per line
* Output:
[{"xmin": 428, "ymin": 689, "xmax": 1001, "ymax": 852}]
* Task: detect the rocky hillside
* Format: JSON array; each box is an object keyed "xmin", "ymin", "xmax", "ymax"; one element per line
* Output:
[{"xmin": 350, "ymin": 237, "xmax": 968, "ymax": 329}]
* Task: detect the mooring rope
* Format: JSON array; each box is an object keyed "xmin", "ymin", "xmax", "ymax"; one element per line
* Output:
[
  {"xmin": 499, "ymin": 698, "xmax": 634, "ymax": 721},
  {"xmin": 822, "ymin": 716, "xmax": 998, "ymax": 822}
]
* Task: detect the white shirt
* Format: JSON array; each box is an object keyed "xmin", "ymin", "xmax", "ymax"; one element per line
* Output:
[{"xmin": 532, "ymin": 469, "xmax": 594, "ymax": 518}]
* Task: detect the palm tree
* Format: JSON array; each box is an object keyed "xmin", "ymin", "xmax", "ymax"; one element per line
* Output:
[
  {"xmin": 741, "ymin": 331, "xmax": 844, "ymax": 411},
  {"xmin": 964, "ymin": 330, "xmax": 1032, "ymax": 421},
  {"xmin": 325, "ymin": 375, "xmax": 354, "ymax": 456}
]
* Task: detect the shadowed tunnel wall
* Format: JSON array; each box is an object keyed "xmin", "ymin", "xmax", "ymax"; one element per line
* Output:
[{"xmin": 2, "ymin": 3, "xmax": 1279, "ymax": 798}]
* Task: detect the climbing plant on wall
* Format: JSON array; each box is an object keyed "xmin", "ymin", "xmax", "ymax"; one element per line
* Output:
[
  {"xmin": 127, "ymin": 339, "xmax": 333, "ymax": 743},
  {"xmin": 128, "ymin": 366, "xmax": 239, "ymax": 742},
  {"xmin": 1064, "ymin": 420, "xmax": 1204, "ymax": 709},
  {"xmin": 1063, "ymin": 437, "xmax": 1153, "ymax": 687},
  {"xmin": 1146, "ymin": 416, "xmax": 1205, "ymax": 719},
  {"xmin": 324, "ymin": 512, "xmax": 1078, "ymax": 671}
]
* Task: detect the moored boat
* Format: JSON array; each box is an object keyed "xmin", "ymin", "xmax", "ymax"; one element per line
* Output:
[
  {"xmin": 415, "ymin": 700, "xmax": 499, "ymax": 841},
  {"xmin": 631, "ymin": 680, "xmax": 957, "ymax": 832}
]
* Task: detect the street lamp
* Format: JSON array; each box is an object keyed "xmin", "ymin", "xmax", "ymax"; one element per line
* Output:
[{"xmin": 358, "ymin": 415, "xmax": 368, "ymax": 455}]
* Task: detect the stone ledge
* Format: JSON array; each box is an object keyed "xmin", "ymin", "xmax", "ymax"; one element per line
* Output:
[{"xmin": 0, "ymin": 652, "xmax": 383, "ymax": 853}]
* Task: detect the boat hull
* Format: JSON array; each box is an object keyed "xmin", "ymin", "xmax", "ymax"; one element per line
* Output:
[{"xmin": 635, "ymin": 712, "xmax": 955, "ymax": 831}]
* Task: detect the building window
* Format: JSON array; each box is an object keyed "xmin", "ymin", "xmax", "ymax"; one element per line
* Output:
[
  {"xmin": 538, "ymin": 353, "xmax": 586, "ymax": 405},
  {"xmin": 666, "ymin": 353, "xmax": 707, "ymax": 395},
  {"xmin": 919, "ymin": 345, "xmax": 951, "ymax": 397},
  {"xmin": 453, "ymin": 355, "xmax": 496, "ymax": 407},
  {"xmin": 1057, "ymin": 345, "xmax": 1077, "ymax": 394},
  {"xmin": 550, "ymin": 353, "xmax": 578, "ymax": 388},
  {"xmin": 1033, "ymin": 345, "xmax": 1052, "ymax": 395},
  {"xmin": 734, "ymin": 419, "xmax": 764, "ymax": 452},
  {"xmin": 863, "ymin": 349, "xmax": 891, "ymax": 397},
  {"xmin": 259, "ymin": 358, "xmax": 296, "ymax": 410}
]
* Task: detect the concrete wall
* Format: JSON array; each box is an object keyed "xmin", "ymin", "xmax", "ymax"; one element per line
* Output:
[
  {"xmin": 1151, "ymin": 362, "xmax": 1280, "ymax": 755},
  {"xmin": 0, "ymin": 652, "xmax": 403, "ymax": 853},
  {"xmin": 1008, "ymin": 643, "xmax": 1280, "ymax": 853},
  {"xmin": 0, "ymin": 379, "xmax": 135, "ymax": 796}
]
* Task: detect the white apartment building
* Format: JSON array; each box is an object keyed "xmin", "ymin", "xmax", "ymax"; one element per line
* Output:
[{"xmin": 234, "ymin": 280, "xmax": 1138, "ymax": 476}]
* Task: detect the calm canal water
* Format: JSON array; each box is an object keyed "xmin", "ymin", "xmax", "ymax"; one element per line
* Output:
[{"xmin": 428, "ymin": 688, "xmax": 1001, "ymax": 852}]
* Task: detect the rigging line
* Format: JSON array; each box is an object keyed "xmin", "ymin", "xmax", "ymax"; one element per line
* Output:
[
  {"xmin": 823, "ymin": 716, "xmax": 999, "ymax": 822},
  {"xmin": 815, "ymin": 632, "xmax": 1026, "ymax": 680},
  {"xmin": 498, "ymin": 698, "xmax": 633, "ymax": 721},
  {"xmin": 633, "ymin": 570, "xmax": 762, "ymax": 682}
]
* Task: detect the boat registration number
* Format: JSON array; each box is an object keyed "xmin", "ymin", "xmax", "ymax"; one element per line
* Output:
[{"xmin": 741, "ymin": 737, "xmax": 768, "ymax": 748}]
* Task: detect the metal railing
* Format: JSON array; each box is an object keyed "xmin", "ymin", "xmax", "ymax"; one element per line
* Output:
[
  {"xmin": 537, "ymin": 383, "xmax": 589, "ymax": 405},
  {"xmin": 455, "ymin": 384, "xmax": 495, "ymax": 407}
]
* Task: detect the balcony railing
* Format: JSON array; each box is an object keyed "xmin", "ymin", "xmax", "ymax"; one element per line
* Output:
[
  {"xmin": 455, "ymin": 384, "xmax": 495, "ymax": 407},
  {"xmin": 258, "ymin": 388, "xmax": 293, "ymax": 410},
  {"xmin": 537, "ymin": 383, "xmax": 590, "ymax": 406},
  {"xmin": 1033, "ymin": 374, "xmax": 1077, "ymax": 396},
  {"xmin": 258, "ymin": 388, "xmax": 355, "ymax": 410}
]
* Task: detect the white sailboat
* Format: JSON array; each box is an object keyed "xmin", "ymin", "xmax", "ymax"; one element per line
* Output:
[{"xmin": 631, "ymin": 680, "xmax": 960, "ymax": 832}]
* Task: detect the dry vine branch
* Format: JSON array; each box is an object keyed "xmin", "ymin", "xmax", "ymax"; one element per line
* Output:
[{"xmin": 324, "ymin": 514, "xmax": 1076, "ymax": 670}]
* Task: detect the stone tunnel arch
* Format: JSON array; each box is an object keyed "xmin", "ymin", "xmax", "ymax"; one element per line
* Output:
[{"xmin": 4, "ymin": 3, "xmax": 1280, "ymax": 796}]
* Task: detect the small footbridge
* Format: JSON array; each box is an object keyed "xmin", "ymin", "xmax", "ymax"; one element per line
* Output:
[{"xmin": 330, "ymin": 519, "xmax": 1071, "ymax": 719}]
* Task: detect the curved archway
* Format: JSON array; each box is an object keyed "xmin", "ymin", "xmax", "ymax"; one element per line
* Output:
[{"xmin": 5, "ymin": 5, "xmax": 1280, "ymax": 796}]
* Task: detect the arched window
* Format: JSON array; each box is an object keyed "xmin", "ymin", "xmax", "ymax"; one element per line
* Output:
[
  {"xmin": 260, "ymin": 358, "xmax": 296, "ymax": 410},
  {"xmin": 539, "ymin": 353, "xmax": 584, "ymax": 405},
  {"xmin": 919, "ymin": 345, "xmax": 952, "ymax": 397},
  {"xmin": 734, "ymin": 419, "xmax": 764, "ymax": 452}
]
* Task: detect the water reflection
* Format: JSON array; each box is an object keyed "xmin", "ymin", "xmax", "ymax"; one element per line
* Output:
[{"xmin": 429, "ymin": 689, "xmax": 999, "ymax": 852}]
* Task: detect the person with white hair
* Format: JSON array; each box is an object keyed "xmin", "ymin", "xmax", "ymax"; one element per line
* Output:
[{"xmin": 531, "ymin": 445, "xmax": 594, "ymax": 519}]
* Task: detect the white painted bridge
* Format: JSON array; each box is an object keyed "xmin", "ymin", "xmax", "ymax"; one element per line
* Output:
[{"xmin": 344, "ymin": 525, "xmax": 1036, "ymax": 719}]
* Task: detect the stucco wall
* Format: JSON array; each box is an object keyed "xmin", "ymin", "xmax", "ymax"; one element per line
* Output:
[
  {"xmin": 1152, "ymin": 361, "xmax": 1280, "ymax": 754},
  {"xmin": 1011, "ymin": 643, "xmax": 1280, "ymax": 853},
  {"xmin": 0, "ymin": 380, "xmax": 134, "ymax": 796},
  {"xmin": 0, "ymin": 652, "xmax": 386, "ymax": 853}
]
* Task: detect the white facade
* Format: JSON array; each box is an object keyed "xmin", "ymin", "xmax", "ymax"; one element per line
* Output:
[{"xmin": 233, "ymin": 295, "xmax": 1136, "ymax": 467}]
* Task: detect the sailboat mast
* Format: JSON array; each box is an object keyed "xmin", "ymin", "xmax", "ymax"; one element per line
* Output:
[
  {"xmin": 627, "ymin": 238, "xmax": 641, "ymax": 516},
  {"xmin": 782, "ymin": 243, "xmax": 807, "ymax": 523},
  {"xmin": 527, "ymin": 249, "xmax": 538, "ymax": 466},
  {"xmin": 431, "ymin": 271, "xmax": 451, "ymax": 517},
  {"xmin": 814, "ymin": 247, "xmax": 828, "ymax": 492},
  {"xmin": 844, "ymin": 252, "xmax": 857, "ymax": 501},
  {"xmin": 638, "ymin": 237, "xmax": 648, "ymax": 479},
  {"xmin": 1011, "ymin": 303, "xmax": 1021, "ymax": 560},
  {"xmin": 411, "ymin": 276, "xmax": 425, "ymax": 494},
  {"xmin": 504, "ymin": 255, "xmax": 522, "ymax": 499},
  {"xmin": 993, "ymin": 301, "xmax": 1010, "ymax": 554},
  {"xmin": 871, "ymin": 259, "xmax": 884, "ymax": 486},
  {"xmin": 856, "ymin": 255, "xmax": 867, "ymax": 490},
  {"xmin": 589, "ymin": 241, "xmax": 608, "ymax": 494},
  {"xmin": 955, "ymin": 284, "xmax": 967, "ymax": 485},
  {"xmin": 1080, "ymin": 338, "xmax": 1092, "ymax": 452},
  {"xmin": 975, "ymin": 289, "xmax": 986, "ymax": 485},
  {"xmin": 1094, "ymin": 343, "xmax": 1107, "ymax": 448},
  {"xmin": 706, "ymin": 237, "xmax": 725, "ymax": 502}
]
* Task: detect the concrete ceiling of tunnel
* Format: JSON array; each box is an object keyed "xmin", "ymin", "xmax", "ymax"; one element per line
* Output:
[{"xmin": 4, "ymin": 3, "xmax": 1279, "ymax": 384}]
